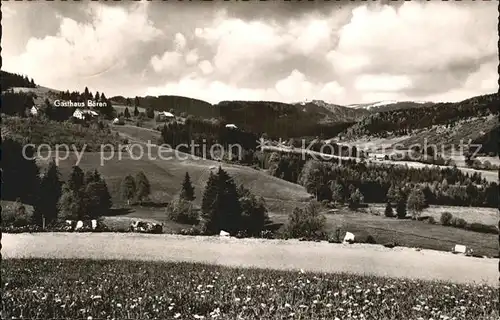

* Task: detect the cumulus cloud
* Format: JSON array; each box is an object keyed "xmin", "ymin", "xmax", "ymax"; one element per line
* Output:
[
  {"xmin": 198, "ymin": 60, "xmax": 214, "ymax": 75},
  {"xmin": 3, "ymin": 1, "xmax": 496, "ymax": 104},
  {"xmin": 185, "ymin": 49, "xmax": 199, "ymax": 65},
  {"xmin": 6, "ymin": 2, "xmax": 162, "ymax": 91},
  {"xmin": 150, "ymin": 51, "xmax": 183, "ymax": 73},
  {"xmin": 146, "ymin": 69, "xmax": 345, "ymax": 104},
  {"xmin": 328, "ymin": 1, "xmax": 497, "ymax": 101}
]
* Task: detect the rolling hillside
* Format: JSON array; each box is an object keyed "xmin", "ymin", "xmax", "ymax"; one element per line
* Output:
[
  {"xmin": 347, "ymin": 100, "xmax": 435, "ymax": 113},
  {"xmin": 36, "ymin": 144, "xmax": 312, "ymax": 214}
]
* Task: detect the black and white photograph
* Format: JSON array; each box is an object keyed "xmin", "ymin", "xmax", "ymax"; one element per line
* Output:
[{"xmin": 1, "ymin": 0, "xmax": 499, "ymax": 319}]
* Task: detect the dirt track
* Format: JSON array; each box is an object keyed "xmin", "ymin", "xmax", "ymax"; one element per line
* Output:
[{"xmin": 3, "ymin": 233, "xmax": 498, "ymax": 286}]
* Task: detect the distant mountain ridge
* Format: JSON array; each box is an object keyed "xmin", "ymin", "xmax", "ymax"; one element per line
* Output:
[{"xmin": 4, "ymin": 70, "xmax": 496, "ymax": 144}]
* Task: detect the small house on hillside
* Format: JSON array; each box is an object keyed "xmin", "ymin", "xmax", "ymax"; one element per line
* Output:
[
  {"xmin": 73, "ymin": 108, "xmax": 98, "ymax": 120},
  {"xmin": 370, "ymin": 153, "xmax": 387, "ymax": 161},
  {"xmin": 158, "ymin": 111, "xmax": 175, "ymax": 121},
  {"xmin": 30, "ymin": 106, "xmax": 40, "ymax": 116},
  {"xmin": 225, "ymin": 124, "xmax": 238, "ymax": 129}
]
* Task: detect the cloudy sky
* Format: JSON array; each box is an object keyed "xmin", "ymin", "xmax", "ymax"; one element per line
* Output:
[{"xmin": 2, "ymin": 0, "xmax": 497, "ymax": 105}]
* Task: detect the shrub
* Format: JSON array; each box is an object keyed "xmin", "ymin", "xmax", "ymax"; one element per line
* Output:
[
  {"xmin": 466, "ymin": 223, "xmax": 499, "ymax": 234},
  {"xmin": 12, "ymin": 215, "xmax": 30, "ymax": 228},
  {"xmin": 440, "ymin": 212, "xmax": 453, "ymax": 226},
  {"xmin": 384, "ymin": 202, "xmax": 394, "ymax": 218},
  {"xmin": 283, "ymin": 202, "xmax": 326, "ymax": 240},
  {"xmin": 365, "ymin": 235, "xmax": 377, "ymax": 244},
  {"xmin": 179, "ymin": 226, "xmax": 202, "ymax": 236},
  {"xmin": 427, "ymin": 216, "xmax": 436, "ymax": 224},
  {"xmin": 452, "ymin": 218, "xmax": 467, "ymax": 229},
  {"xmin": 166, "ymin": 197, "xmax": 199, "ymax": 225}
]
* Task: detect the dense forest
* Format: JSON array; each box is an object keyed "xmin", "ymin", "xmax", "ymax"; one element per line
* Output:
[
  {"xmin": 1, "ymin": 70, "xmax": 36, "ymax": 91},
  {"xmin": 158, "ymin": 117, "xmax": 259, "ymax": 164},
  {"xmin": 344, "ymin": 93, "xmax": 498, "ymax": 138},
  {"xmin": 256, "ymin": 151, "xmax": 498, "ymax": 208}
]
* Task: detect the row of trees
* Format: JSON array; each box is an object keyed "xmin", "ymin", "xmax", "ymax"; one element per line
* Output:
[
  {"xmin": 159, "ymin": 118, "xmax": 258, "ymax": 164},
  {"xmin": 120, "ymin": 172, "xmax": 152, "ymax": 205},
  {"xmin": 345, "ymin": 93, "xmax": 498, "ymax": 139},
  {"xmin": 259, "ymin": 152, "xmax": 497, "ymax": 208},
  {"xmin": 0, "ymin": 70, "xmax": 36, "ymax": 90},
  {"xmin": 166, "ymin": 168, "xmax": 271, "ymax": 237},
  {"xmin": 27, "ymin": 161, "xmax": 112, "ymax": 226}
]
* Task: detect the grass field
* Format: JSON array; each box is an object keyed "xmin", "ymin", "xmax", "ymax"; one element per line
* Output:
[
  {"xmin": 36, "ymin": 149, "xmax": 312, "ymax": 214},
  {"xmin": 3, "ymin": 233, "xmax": 498, "ymax": 285},
  {"xmin": 368, "ymin": 204, "xmax": 499, "ymax": 226},
  {"xmin": 2, "ymin": 259, "xmax": 498, "ymax": 319},
  {"xmin": 270, "ymin": 210, "xmax": 499, "ymax": 258}
]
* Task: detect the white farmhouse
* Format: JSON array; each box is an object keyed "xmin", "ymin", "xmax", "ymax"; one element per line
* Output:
[
  {"xmin": 73, "ymin": 108, "xmax": 98, "ymax": 120},
  {"xmin": 225, "ymin": 124, "xmax": 238, "ymax": 129},
  {"xmin": 30, "ymin": 106, "xmax": 40, "ymax": 116},
  {"xmin": 158, "ymin": 111, "xmax": 175, "ymax": 121}
]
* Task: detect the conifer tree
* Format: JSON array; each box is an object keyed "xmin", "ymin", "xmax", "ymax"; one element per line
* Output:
[
  {"xmin": 180, "ymin": 172, "xmax": 195, "ymax": 201},
  {"xmin": 121, "ymin": 174, "xmax": 136, "ymax": 205},
  {"xmin": 33, "ymin": 160, "xmax": 62, "ymax": 225},
  {"xmin": 134, "ymin": 105, "xmax": 139, "ymax": 117},
  {"xmin": 396, "ymin": 199, "xmax": 407, "ymax": 219},
  {"xmin": 201, "ymin": 167, "xmax": 242, "ymax": 235},
  {"xmin": 135, "ymin": 171, "xmax": 151, "ymax": 203},
  {"xmin": 68, "ymin": 165, "xmax": 85, "ymax": 192},
  {"xmin": 124, "ymin": 107, "xmax": 131, "ymax": 119}
]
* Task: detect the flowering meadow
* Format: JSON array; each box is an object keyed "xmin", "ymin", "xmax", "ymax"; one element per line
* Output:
[{"xmin": 2, "ymin": 259, "xmax": 498, "ymax": 320}]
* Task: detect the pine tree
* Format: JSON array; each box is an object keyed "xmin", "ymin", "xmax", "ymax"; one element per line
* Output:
[
  {"xmin": 33, "ymin": 160, "xmax": 62, "ymax": 225},
  {"xmin": 201, "ymin": 167, "xmax": 242, "ymax": 235},
  {"xmin": 396, "ymin": 199, "xmax": 407, "ymax": 219},
  {"xmin": 134, "ymin": 105, "xmax": 139, "ymax": 117},
  {"xmin": 121, "ymin": 175, "xmax": 136, "ymax": 205},
  {"xmin": 126, "ymin": 98, "xmax": 131, "ymax": 106},
  {"xmin": 238, "ymin": 185, "xmax": 271, "ymax": 237},
  {"xmin": 180, "ymin": 172, "xmax": 195, "ymax": 201},
  {"xmin": 95, "ymin": 91, "xmax": 100, "ymax": 101},
  {"xmin": 0, "ymin": 138, "xmax": 40, "ymax": 204},
  {"xmin": 135, "ymin": 171, "xmax": 151, "ymax": 203},
  {"xmin": 85, "ymin": 179, "xmax": 112, "ymax": 218},
  {"xmin": 83, "ymin": 169, "xmax": 112, "ymax": 217},
  {"xmin": 124, "ymin": 107, "xmax": 131, "ymax": 119},
  {"xmin": 134, "ymin": 96, "xmax": 140, "ymax": 107},
  {"xmin": 68, "ymin": 165, "xmax": 85, "ymax": 192},
  {"xmin": 146, "ymin": 107, "xmax": 155, "ymax": 119}
]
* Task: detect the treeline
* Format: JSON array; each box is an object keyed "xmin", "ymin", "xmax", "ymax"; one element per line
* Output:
[
  {"xmin": 257, "ymin": 152, "xmax": 498, "ymax": 208},
  {"xmin": 345, "ymin": 93, "xmax": 498, "ymax": 138},
  {"xmin": 166, "ymin": 168, "xmax": 272, "ymax": 238},
  {"xmin": 159, "ymin": 118, "xmax": 258, "ymax": 164},
  {"xmin": 1, "ymin": 138, "xmax": 113, "ymax": 225},
  {"xmin": 1, "ymin": 91, "xmax": 36, "ymax": 116},
  {"xmin": 217, "ymin": 100, "xmax": 355, "ymax": 139},
  {"xmin": 0, "ymin": 70, "xmax": 36, "ymax": 90},
  {"xmin": 1, "ymin": 87, "xmax": 116, "ymax": 121},
  {"xmin": 2, "ymin": 115, "xmax": 124, "ymax": 151},
  {"xmin": 56, "ymin": 87, "xmax": 115, "ymax": 120},
  {"xmin": 113, "ymin": 95, "xmax": 217, "ymax": 119}
]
